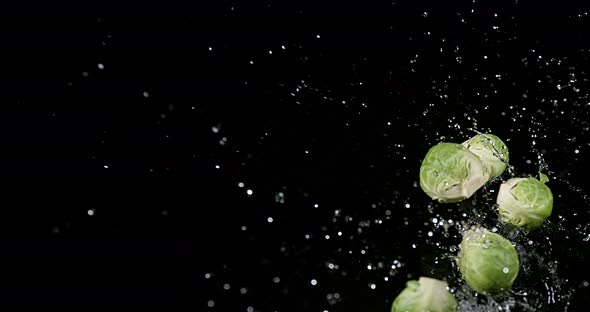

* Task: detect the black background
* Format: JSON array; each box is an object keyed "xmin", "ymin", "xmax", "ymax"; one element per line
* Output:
[{"xmin": 2, "ymin": 1, "xmax": 590, "ymax": 311}]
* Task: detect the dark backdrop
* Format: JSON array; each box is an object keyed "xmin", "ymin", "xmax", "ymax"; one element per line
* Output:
[{"xmin": 2, "ymin": 1, "xmax": 590, "ymax": 311}]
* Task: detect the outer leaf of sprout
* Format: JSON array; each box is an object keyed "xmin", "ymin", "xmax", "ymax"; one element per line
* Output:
[
  {"xmin": 456, "ymin": 227, "xmax": 519, "ymax": 295},
  {"xmin": 496, "ymin": 173, "xmax": 554, "ymax": 230},
  {"xmin": 391, "ymin": 277, "xmax": 458, "ymax": 312},
  {"xmin": 420, "ymin": 142, "xmax": 491, "ymax": 203},
  {"xmin": 462, "ymin": 133, "xmax": 509, "ymax": 179},
  {"xmin": 539, "ymin": 172, "xmax": 549, "ymax": 183}
]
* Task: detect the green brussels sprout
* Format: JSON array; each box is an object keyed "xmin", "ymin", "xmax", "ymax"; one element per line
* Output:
[
  {"xmin": 420, "ymin": 142, "xmax": 491, "ymax": 203},
  {"xmin": 456, "ymin": 227, "xmax": 519, "ymax": 295},
  {"xmin": 496, "ymin": 173, "xmax": 554, "ymax": 231},
  {"xmin": 462, "ymin": 133, "xmax": 509, "ymax": 179},
  {"xmin": 391, "ymin": 277, "xmax": 458, "ymax": 312}
]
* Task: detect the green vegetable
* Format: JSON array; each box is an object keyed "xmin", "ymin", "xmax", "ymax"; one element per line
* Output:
[
  {"xmin": 496, "ymin": 173, "xmax": 554, "ymax": 230},
  {"xmin": 391, "ymin": 277, "xmax": 458, "ymax": 312},
  {"xmin": 420, "ymin": 142, "xmax": 490, "ymax": 203},
  {"xmin": 462, "ymin": 133, "xmax": 509, "ymax": 179},
  {"xmin": 456, "ymin": 227, "xmax": 519, "ymax": 295}
]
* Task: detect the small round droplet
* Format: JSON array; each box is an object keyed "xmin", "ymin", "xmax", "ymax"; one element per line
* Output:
[{"xmin": 503, "ymin": 267, "xmax": 510, "ymax": 273}]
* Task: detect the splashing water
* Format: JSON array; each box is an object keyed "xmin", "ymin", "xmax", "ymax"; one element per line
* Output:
[{"xmin": 199, "ymin": 16, "xmax": 590, "ymax": 311}]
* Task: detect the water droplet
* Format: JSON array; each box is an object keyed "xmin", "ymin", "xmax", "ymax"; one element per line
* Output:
[{"xmin": 274, "ymin": 192, "xmax": 285, "ymax": 203}]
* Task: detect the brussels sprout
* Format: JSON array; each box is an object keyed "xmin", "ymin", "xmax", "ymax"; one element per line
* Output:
[
  {"xmin": 462, "ymin": 133, "xmax": 509, "ymax": 179},
  {"xmin": 496, "ymin": 173, "xmax": 553, "ymax": 231},
  {"xmin": 391, "ymin": 277, "xmax": 458, "ymax": 312},
  {"xmin": 456, "ymin": 227, "xmax": 519, "ymax": 295},
  {"xmin": 420, "ymin": 142, "xmax": 491, "ymax": 203}
]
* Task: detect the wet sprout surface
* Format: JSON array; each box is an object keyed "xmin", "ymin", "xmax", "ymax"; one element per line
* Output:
[
  {"xmin": 419, "ymin": 133, "xmax": 508, "ymax": 203},
  {"xmin": 392, "ymin": 277, "xmax": 457, "ymax": 312},
  {"xmin": 497, "ymin": 173, "xmax": 554, "ymax": 231},
  {"xmin": 420, "ymin": 142, "xmax": 490, "ymax": 203},
  {"xmin": 463, "ymin": 133, "xmax": 510, "ymax": 180},
  {"xmin": 457, "ymin": 227, "xmax": 519, "ymax": 295}
]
